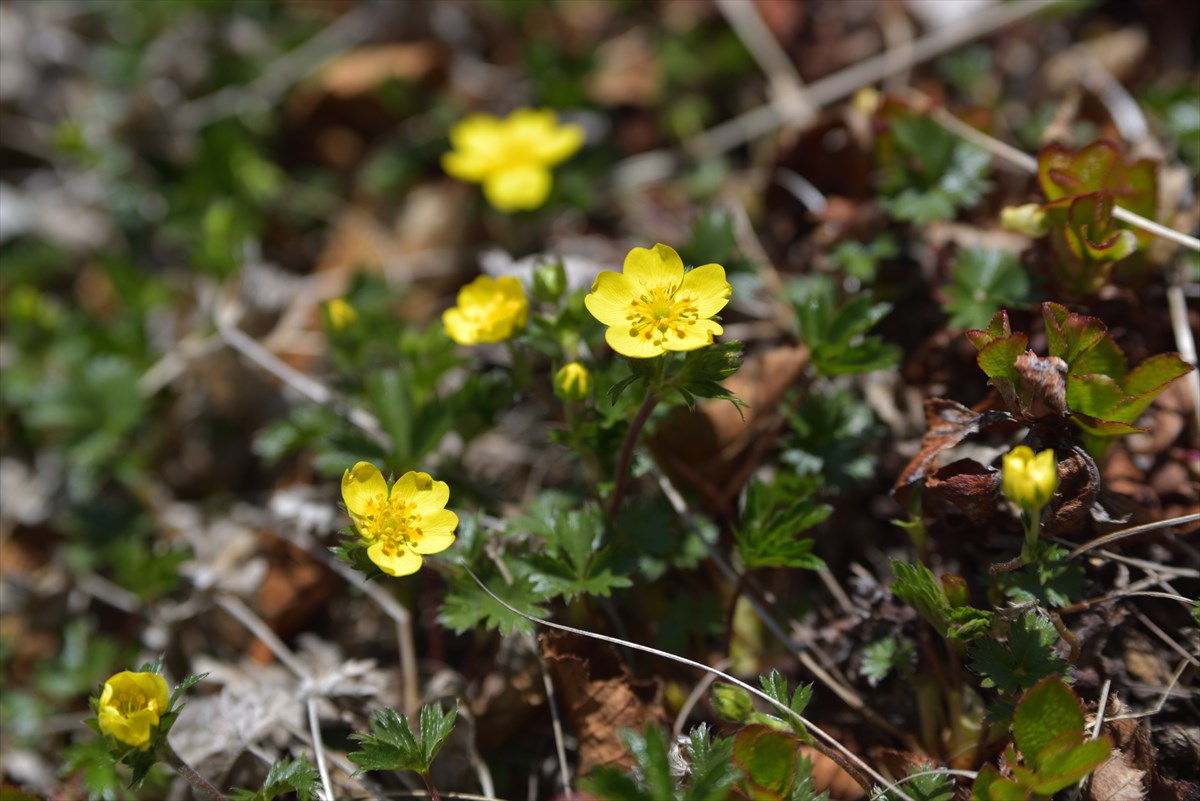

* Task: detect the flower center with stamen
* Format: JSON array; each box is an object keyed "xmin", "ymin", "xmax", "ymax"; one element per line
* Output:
[
  {"xmin": 359, "ymin": 495, "xmax": 422, "ymax": 558},
  {"xmin": 114, "ymin": 690, "xmax": 155, "ymax": 715},
  {"xmin": 626, "ymin": 284, "xmax": 700, "ymax": 343}
]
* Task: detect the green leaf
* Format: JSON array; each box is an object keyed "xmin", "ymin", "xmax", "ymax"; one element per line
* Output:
[
  {"xmin": 624, "ymin": 726, "xmax": 677, "ymax": 801},
  {"xmin": 229, "ymin": 756, "xmax": 322, "ymax": 801},
  {"xmin": 943, "ymin": 247, "xmax": 1032, "ymax": 330},
  {"xmin": 439, "ymin": 570, "xmax": 547, "ymax": 636},
  {"xmin": 1012, "ymin": 677, "xmax": 1084, "ymax": 769},
  {"xmin": 860, "ymin": 636, "xmax": 916, "ymax": 687},
  {"xmin": 968, "ymin": 613, "xmax": 1067, "ymax": 697},
  {"xmin": 349, "ymin": 703, "xmax": 455, "ymax": 775},
  {"xmin": 682, "ymin": 724, "xmax": 740, "ymax": 801},
  {"xmin": 1029, "ymin": 736, "xmax": 1111, "ymax": 795},
  {"xmin": 733, "ymin": 725, "xmax": 799, "ymax": 800},
  {"xmin": 786, "ymin": 275, "xmax": 899, "ymax": 377},
  {"xmin": 735, "ymin": 477, "xmax": 831, "ymax": 571}
]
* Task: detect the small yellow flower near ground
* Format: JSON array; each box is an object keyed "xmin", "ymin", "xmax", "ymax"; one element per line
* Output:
[
  {"xmin": 98, "ymin": 671, "xmax": 169, "ymax": 750},
  {"xmin": 443, "ymin": 275, "xmax": 529, "ymax": 345},
  {"xmin": 342, "ymin": 462, "xmax": 458, "ymax": 577},
  {"xmin": 325, "ymin": 298, "xmax": 357, "ymax": 331},
  {"xmin": 442, "ymin": 108, "xmax": 585, "ymax": 212},
  {"xmin": 1002, "ymin": 445, "xmax": 1058, "ymax": 513},
  {"xmin": 554, "ymin": 361, "xmax": 591, "ymax": 401},
  {"xmin": 584, "ymin": 243, "xmax": 731, "ymax": 358}
]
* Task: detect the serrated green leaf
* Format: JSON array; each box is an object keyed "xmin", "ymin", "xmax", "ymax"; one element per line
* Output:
[
  {"xmin": 439, "ymin": 571, "xmax": 546, "ymax": 636},
  {"xmin": 944, "ymin": 247, "xmax": 1032, "ymax": 330},
  {"xmin": 418, "ymin": 703, "xmax": 457, "ymax": 766},
  {"xmin": 623, "ymin": 726, "xmax": 677, "ymax": 801},
  {"xmin": 230, "ymin": 756, "xmax": 322, "ymax": 801},
  {"xmin": 860, "ymin": 636, "xmax": 916, "ymax": 687},
  {"xmin": 683, "ymin": 724, "xmax": 740, "ymax": 801},
  {"xmin": 968, "ymin": 613, "xmax": 1067, "ymax": 696},
  {"xmin": 349, "ymin": 707, "xmax": 422, "ymax": 773}
]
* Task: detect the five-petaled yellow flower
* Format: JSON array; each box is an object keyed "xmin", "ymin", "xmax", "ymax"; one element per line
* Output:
[
  {"xmin": 442, "ymin": 108, "xmax": 585, "ymax": 212},
  {"xmin": 98, "ymin": 671, "xmax": 169, "ymax": 750},
  {"xmin": 1002, "ymin": 446, "xmax": 1058, "ymax": 513},
  {"xmin": 584, "ymin": 243, "xmax": 731, "ymax": 358},
  {"xmin": 554, "ymin": 361, "xmax": 591, "ymax": 401},
  {"xmin": 443, "ymin": 275, "xmax": 529, "ymax": 345},
  {"xmin": 342, "ymin": 462, "xmax": 458, "ymax": 577}
]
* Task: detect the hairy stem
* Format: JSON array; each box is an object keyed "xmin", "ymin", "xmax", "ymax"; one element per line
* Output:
[
  {"xmin": 607, "ymin": 389, "xmax": 659, "ymax": 520},
  {"xmin": 161, "ymin": 742, "xmax": 230, "ymax": 801}
]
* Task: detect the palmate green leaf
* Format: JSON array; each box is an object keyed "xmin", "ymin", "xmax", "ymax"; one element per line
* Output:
[
  {"xmin": 876, "ymin": 762, "xmax": 955, "ymax": 801},
  {"xmin": 736, "ymin": 476, "xmax": 830, "ymax": 571},
  {"xmin": 757, "ymin": 671, "xmax": 813, "ymax": 739},
  {"xmin": 349, "ymin": 704, "xmax": 456, "ymax": 775},
  {"xmin": 860, "ymin": 636, "xmax": 916, "ymax": 687},
  {"xmin": 787, "ymin": 275, "xmax": 900, "ymax": 377},
  {"xmin": 439, "ymin": 569, "xmax": 546, "ymax": 636},
  {"xmin": 683, "ymin": 723, "xmax": 740, "ymax": 801},
  {"xmin": 968, "ymin": 613, "xmax": 1067, "ymax": 697},
  {"xmin": 230, "ymin": 756, "xmax": 322, "ymax": 801},
  {"xmin": 944, "ymin": 247, "xmax": 1032, "ymax": 330}
]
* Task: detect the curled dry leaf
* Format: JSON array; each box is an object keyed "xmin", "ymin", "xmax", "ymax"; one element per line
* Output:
[{"xmin": 540, "ymin": 630, "xmax": 664, "ymax": 775}]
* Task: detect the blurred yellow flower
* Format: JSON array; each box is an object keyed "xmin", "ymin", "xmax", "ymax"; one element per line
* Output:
[
  {"xmin": 342, "ymin": 462, "xmax": 458, "ymax": 577},
  {"xmin": 1002, "ymin": 446, "xmax": 1058, "ymax": 513},
  {"xmin": 443, "ymin": 275, "xmax": 529, "ymax": 345},
  {"xmin": 442, "ymin": 108, "xmax": 584, "ymax": 212},
  {"xmin": 98, "ymin": 671, "xmax": 169, "ymax": 750},
  {"xmin": 325, "ymin": 298, "xmax": 357, "ymax": 331},
  {"xmin": 554, "ymin": 361, "xmax": 591, "ymax": 401},
  {"xmin": 584, "ymin": 243, "xmax": 731, "ymax": 358}
]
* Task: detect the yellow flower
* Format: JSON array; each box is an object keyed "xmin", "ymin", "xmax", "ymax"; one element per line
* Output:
[
  {"xmin": 342, "ymin": 462, "xmax": 458, "ymax": 577},
  {"xmin": 584, "ymin": 243, "xmax": 731, "ymax": 358},
  {"xmin": 442, "ymin": 108, "xmax": 584, "ymax": 212},
  {"xmin": 1002, "ymin": 446, "xmax": 1058, "ymax": 513},
  {"xmin": 325, "ymin": 298, "xmax": 357, "ymax": 331},
  {"xmin": 443, "ymin": 275, "xmax": 529, "ymax": 345},
  {"xmin": 98, "ymin": 671, "xmax": 169, "ymax": 750},
  {"xmin": 554, "ymin": 361, "xmax": 591, "ymax": 401}
]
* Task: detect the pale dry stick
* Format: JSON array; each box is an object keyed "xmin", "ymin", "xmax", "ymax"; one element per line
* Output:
[
  {"xmin": 213, "ymin": 594, "xmax": 336, "ymax": 801},
  {"xmin": 1066, "ymin": 513, "xmax": 1200, "ymax": 560},
  {"xmin": 458, "ymin": 565, "xmax": 912, "ymax": 801},
  {"xmin": 654, "ymin": 470, "xmax": 920, "ymax": 750},
  {"xmin": 1105, "ymin": 656, "xmax": 1191, "ymax": 722},
  {"xmin": 1086, "ymin": 548, "xmax": 1200, "ymax": 579},
  {"xmin": 214, "ymin": 299, "xmax": 392, "ymax": 450},
  {"xmin": 1131, "ymin": 608, "xmax": 1200, "ymax": 668},
  {"xmin": 1115, "ymin": 591, "xmax": 1197, "ymax": 606},
  {"xmin": 715, "ymin": 0, "xmax": 809, "ymax": 115},
  {"xmin": 307, "ymin": 696, "xmax": 336, "ymax": 801},
  {"xmin": 685, "ymin": 0, "xmax": 1062, "ymax": 159},
  {"xmin": 922, "ymin": 101, "xmax": 1200, "ymax": 252},
  {"xmin": 867, "ymin": 769, "xmax": 980, "ymax": 801},
  {"xmin": 526, "ymin": 634, "xmax": 573, "ymax": 801},
  {"xmin": 308, "ymin": 542, "xmax": 422, "ymax": 720},
  {"xmin": 1167, "ymin": 283, "xmax": 1200, "ymax": 434},
  {"xmin": 1091, "ymin": 679, "xmax": 1112, "ymax": 740}
]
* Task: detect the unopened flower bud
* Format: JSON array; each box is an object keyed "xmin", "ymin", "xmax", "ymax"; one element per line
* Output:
[
  {"xmin": 1001, "ymin": 204, "xmax": 1048, "ymax": 237},
  {"xmin": 554, "ymin": 361, "xmax": 591, "ymax": 401},
  {"xmin": 533, "ymin": 259, "xmax": 568, "ymax": 303},
  {"xmin": 1002, "ymin": 446, "xmax": 1058, "ymax": 514}
]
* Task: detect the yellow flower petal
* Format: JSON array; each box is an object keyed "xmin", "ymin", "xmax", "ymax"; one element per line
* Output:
[
  {"xmin": 342, "ymin": 462, "xmax": 388, "ymax": 517},
  {"xmin": 443, "ymin": 275, "xmax": 529, "ymax": 344},
  {"xmin": 623, "ymin": 243, "xmax": 684, "ymax": 290},
  {"xmin": 442, "ymin": 306, "xmax": 476, "ymax": 345},
  {"xmin": 367, "ymin": 542, "xmax": 424, "ymax": 577},
  {"xmin": 535, "ymin": 121, "xmax": 585, "ymax": 165},
  {"xmin": 441, "ymin": 150, "xmax": 492, "ymax": 182},
  {"xmin": 391, "ymin": 471, "xmax": 450, "ymax": 516},
  {"xmin": 678, "ymin": 263, "xmax": 732, "ymax": 318},
  {"xmin": 412, "ymin": 510, "xmax": 458, "ymax": 555},
  {"xmin": 484, "ymin": 165, "xmax": 553, "ymax": 212},
  {"xmin": 583, "ymin": 271, "xmax": 637, "ymax": 326},
  {"xmin": 661, "ymin": 318, "xmax": 723, "ymax": 352},
  {"xmin": 605, "ymin": 325, "xmax": 670, "ymax": 358}
]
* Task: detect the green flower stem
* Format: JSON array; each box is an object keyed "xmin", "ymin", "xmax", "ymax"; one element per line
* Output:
[
  {"xmin": 606, "ymin": 388, "xmax": 659, "ymax": 521},
  {"xmin": 160, "ymin": 742, "xmax": 230, "ymax": 801},
  {"xmin": 505, "ymin": 340, "xmax": 531, "ymax": 390},
  {"xmin": 1021, "ymin": 507, "xmax": 1041, "ymax": 563}
]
